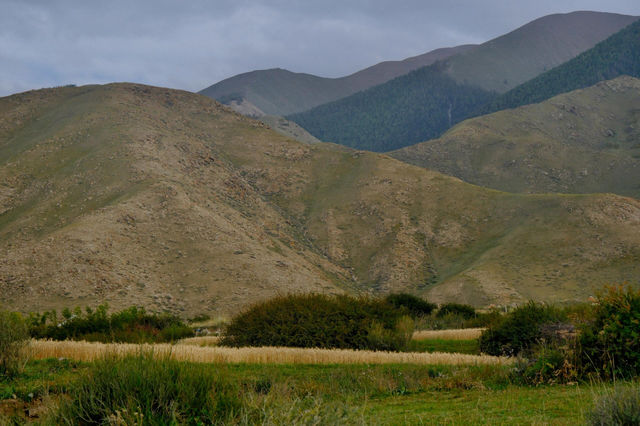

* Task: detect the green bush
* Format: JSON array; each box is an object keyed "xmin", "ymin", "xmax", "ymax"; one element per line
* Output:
[
  {"xmin": 54, "ymin": 354, "xmax": 244, "ymax": 424},
  {"xmin": 221, "ymin": 294, "xmax": 412, "ymax": 351},
  {"xmin": 28, "ymin": 305, "xmax": 194, "ymax": 343},
  {"xmin": 384, "ymin": 293, "xmax": 437, "ymax": 317},
  {"xmin": 0, "ymin": 310, "xmax": 29, "ymax": 378},
  {"xmin": 437, "ymin": 303, "xmax": 476, "ymax": 319},
  {"xmin": 579, "ymin": 285, "xmax": 640, "ymax": 378},
  {"xmin": 513, "ymin": 343, "xmax": 579, "ymax": 385},
  {"xmin": 587, "ymin": 384, "xmax": 640, "ymax": 426},
  {"xmin": 479, "ymin": 302, "xmax": 566, "ymax": 356}
]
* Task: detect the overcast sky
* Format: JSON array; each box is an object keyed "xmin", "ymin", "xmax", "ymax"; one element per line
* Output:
[{"xmin": 1, "ymin": 0, "xmax": 638, "ymax": 96}]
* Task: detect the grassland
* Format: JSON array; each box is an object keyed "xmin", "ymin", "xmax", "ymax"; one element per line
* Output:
[{"xmin": 0, "ymin": 355, "xmax": 619, "ymax": 424}]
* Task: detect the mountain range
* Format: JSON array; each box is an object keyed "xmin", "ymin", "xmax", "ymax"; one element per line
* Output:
[
  {"xmin": 199, "ymin": 45, "xmax": 474, "ymax": 117},
  {"xmin": 288, "ymin": 11, "xmax": 638, "ymax": 152},
  {"xmin": 1, "ymin": 84, "xmax": 639, "ymax": 316}
]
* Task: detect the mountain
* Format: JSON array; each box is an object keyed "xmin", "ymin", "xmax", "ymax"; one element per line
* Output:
[
  {"xmin": 444, "ymin": 11, "xmax": 638, "ymax": 93},
  {"xmin": 199, "ymin": 45, "xmax": 474, "ymax": 116},
  {"xmin": 390, "ymin": 76, "xmax": 640, "ymax": 198},
  {"xmin": 483, "ymin": 18, "xmax": 640, "ymax": 113},
  {"xmin": 289, "ymin": 11, "xmax": 638, "ymax": 152},
  {"xmin": 1, "ymin": 84, "xmax": 639, "ymax": 316}
]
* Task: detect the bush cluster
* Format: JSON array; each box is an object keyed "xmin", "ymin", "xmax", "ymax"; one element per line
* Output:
[
  {"xmin": 479, "ymin": 302, "xmax": 566, "ymax": 357},
  {"xmin": 436, "ymin": 303, "xmax": 476, "ymax": 319},
  {"xmin": 28, "ymin": 305, "xmax": 194, "ymax": 343},
  {"xmin": 579, "ymin": 285, "xmax": 640, "ymax": 378},
  {"xmin": 0, "ymin": 310, "xmax": 29, "ymax": 378},
  {"xmin": 221, "ymin": 294, "xmax": 413, "ymax": 351},
  {"xmin": 384, "ymin": 293, "xmax": 437, "ymax": 317}
]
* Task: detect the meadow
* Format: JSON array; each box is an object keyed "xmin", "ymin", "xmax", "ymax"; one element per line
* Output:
[{"xmin": 2, "ymin": 289, "xmax": 639, "ymax": 424}]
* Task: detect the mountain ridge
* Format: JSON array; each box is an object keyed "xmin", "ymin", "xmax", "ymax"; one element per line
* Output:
[
  {"xmin": 199, "ymin": 45, "xmax": 475, "ymax": 116},
  {"xmin": 288, "ymin": 11, "xmax": 638, "ymax": 152}
]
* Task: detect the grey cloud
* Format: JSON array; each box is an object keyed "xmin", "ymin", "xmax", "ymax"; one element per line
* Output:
[{"xmin": 1, "ymin": 0, "xmax": 638, "ymax": 96}]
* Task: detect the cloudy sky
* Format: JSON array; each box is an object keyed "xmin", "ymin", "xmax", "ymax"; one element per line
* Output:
[{"xmin": 1, "ymin": 0, "xmax": 638, "ymax": 96}]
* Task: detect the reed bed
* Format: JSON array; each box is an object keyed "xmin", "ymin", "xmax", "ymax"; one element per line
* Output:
[
  {"xmin": 179, "ymin": 336, "xmax": 221, "ymax": 346},
  {"xmin": 412, "ymin": 328, "xmax": 485, "ymax": 340},
  {"xmin": 30, "ymin": 339, "xmax": 511, "ymax": 366}
]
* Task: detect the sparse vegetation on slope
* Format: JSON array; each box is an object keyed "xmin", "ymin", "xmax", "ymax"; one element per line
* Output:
[{"xmin": 1, "ymin": 83, "xmax": 640, "ymax": 315}]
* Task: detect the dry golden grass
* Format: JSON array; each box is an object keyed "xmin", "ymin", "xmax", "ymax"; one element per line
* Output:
[
  {"xmin": 412, "ymin": 328, "xmax": 485, "ymax": 341},
  {"xmin": 179, "ymin": 336, "xmax": 221, "ymax": 346},
  {"xmin": 30, "ymin": 340, "xmax": 511, "ymax": 366}
]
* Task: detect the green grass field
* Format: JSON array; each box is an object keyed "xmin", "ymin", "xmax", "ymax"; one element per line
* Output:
[{"xmin": 0, "ymin": 358, "xmax": 614, "ymax": 424}]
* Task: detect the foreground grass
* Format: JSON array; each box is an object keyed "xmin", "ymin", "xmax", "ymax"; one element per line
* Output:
[
  {"xmin": 364, "ymin": 386, "xmax": 591, "ymax": 425},
  {"xmin": 0, "ymin": 358, "xmax": 625, "ymax": 424}
]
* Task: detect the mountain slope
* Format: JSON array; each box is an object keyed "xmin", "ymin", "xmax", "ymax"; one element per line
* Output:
[
  {"xmin": 483, "ymin": 18, "xmax": 640, "ymax": 113},
  {"xmin": 199, "ymin": 45, "xmax": 474, "ymax": 116},
  {"xmin": 391, "ymin": 76, "xmax": 640, "ymax": 198},
  {"xmin": 445, "ymin": 11, "xmax": 638, "ymax": 93},
  {"xmin": 289, "ymin": 11, "xmax": 637, "ymax": 152},
  {"xmin": 1, "ymin": 84, "xmax": 639, "ymax": 316}
]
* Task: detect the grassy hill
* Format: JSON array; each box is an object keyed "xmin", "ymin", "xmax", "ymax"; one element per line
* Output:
[
  {"xmin": 391, "ymin": 76, "xmax": 640, "ymax": 198},
  {"xmin": 199, "ymin": 45, "xmax": 474, "ymax": 116},
  {"xmin": 1, "ymin": 84, "xmax": 639, "ymax": 316},
  {"xmin": 288, "ymin": 12, "xmax": 637, "ymax": 152},
  {"xmin": 483, "ymin": 18, "xmax": 640, "ymax": 113}
]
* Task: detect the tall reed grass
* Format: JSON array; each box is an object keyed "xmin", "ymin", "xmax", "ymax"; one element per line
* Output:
[{"xmin": 30, "ymin": 340, "xmax": 511, "ymax": 366}]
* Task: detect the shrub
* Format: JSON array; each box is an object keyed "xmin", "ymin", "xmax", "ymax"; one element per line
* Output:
[
  {"xmin": 28, "ymin": 305, "xmax": 194, "ymax": 343},
  {"xmin": 587, "ymin": 384, "xmax": 640, "ymax": 425},
  {"xmin": 54, "ymin": 354, "xmax": 244, "ymax": 424},
  {"xmin": 0, "ymin": 310, "xmax": 29, "ymax": 378},
  {"xmin": 579, "ymin": 285, "xmax": 640, "ymax": 378},
  {"xmin": 479, "ymin": 302, "xmax": 566, "ymax": 356},
  {"xmin": 384, "ymin": 293, "xmax": 436, "ymax": 317},
  {"xmin": 221, "ymin": 294, "xmax": 412, "ymax": 351},
  {"xmin": 437, "ymin": 303, "xmax": 476, "ymax": 319},
  {"xmin": 514, "ymin": 343, "xmax": 579, "ymax": 385}
]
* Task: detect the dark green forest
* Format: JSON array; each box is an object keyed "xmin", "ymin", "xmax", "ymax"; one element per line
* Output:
[
  {"xmin": 481, "ymin": 19, "xmax": 640, "ymax": 114},
  {"xmin": 288, "ymin": 63, "xmax": 496, "ymax": 152}
]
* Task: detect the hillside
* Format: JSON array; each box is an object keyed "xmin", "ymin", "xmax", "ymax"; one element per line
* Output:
[
  {"xmin": 289, "ymin": 11, "xmax": 637, "ymax": 152},
  {"xmin": 391, "ymin": 76, "xmax": 640, "ymax": 198},
  {"xmin": 484, "ymin": 18, "xmax": 640, "ymax": 113},
  {"xmin": 1, "ymin": 84, "xmax": 639, "ymax": 316},
  {"xmin": 444, "ymin": 11, "xmax": 638, "ymax": 93},
  {"xmin": 199, "ymin": 45, "xmax": 474, "ymax": 116}
]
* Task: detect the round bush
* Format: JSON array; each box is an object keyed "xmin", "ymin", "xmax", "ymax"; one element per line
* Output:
[
  {"xmin": 221, "ymin": 294, "xmax": 412, "ymax": 351},
  {"xmin": 436, "ymin": 303, "xmax": 476, "ymax": 319},
  {"xmin": 479, "ymin": 302, "xmax": 565, "ymax": 356},
  {"xmin": 384, "ymin": 293, "xmax": 436, "ymax": 317}
]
